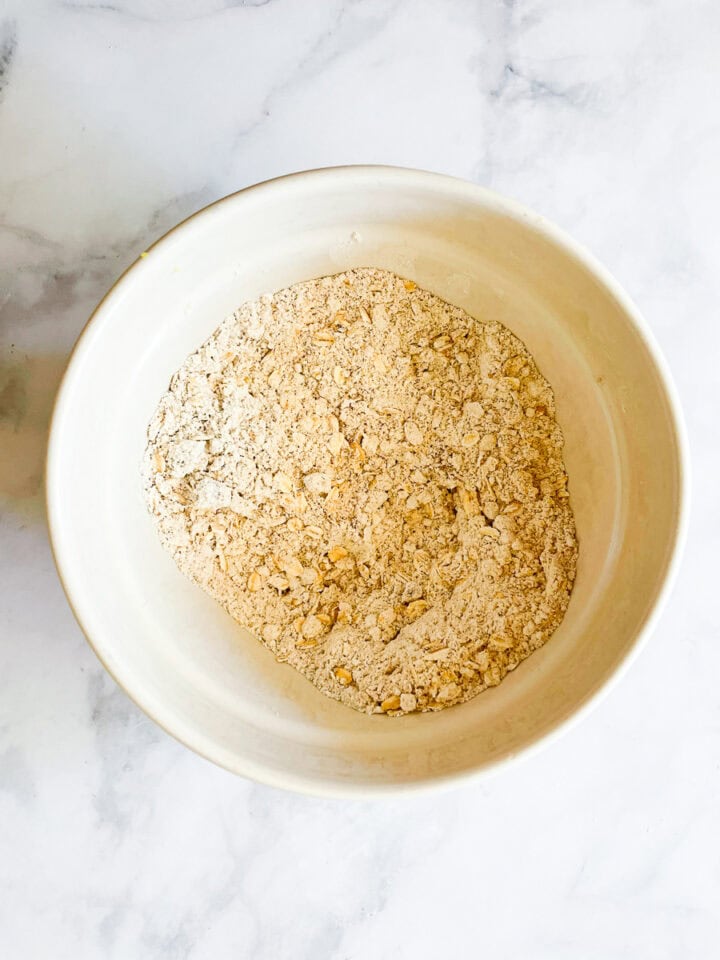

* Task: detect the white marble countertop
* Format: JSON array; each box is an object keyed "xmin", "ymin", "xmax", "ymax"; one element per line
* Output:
[{"xmin": 1, "ymin": 1, "xmax": 718, "ymax": 956}]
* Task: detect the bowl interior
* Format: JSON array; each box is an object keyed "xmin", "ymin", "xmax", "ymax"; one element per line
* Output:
[{"xmin": 48, "ymin": 169, "xmax": 684, "ymax": 794}]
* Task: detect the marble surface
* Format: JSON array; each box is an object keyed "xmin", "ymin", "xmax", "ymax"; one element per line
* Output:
[{"xmin": 1, "ymin": 0, "xmax": 718, "ymax": 956}]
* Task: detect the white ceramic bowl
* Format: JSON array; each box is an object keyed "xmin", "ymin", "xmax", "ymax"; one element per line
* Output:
[{"xmin": 47, "ymin": 167, "xmax": 688, "ymax": 797}]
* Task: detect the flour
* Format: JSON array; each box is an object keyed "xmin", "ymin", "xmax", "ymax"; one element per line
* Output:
[{"xmin": 144, "ymin": 268, "xmax": 578, "ymax": 714}]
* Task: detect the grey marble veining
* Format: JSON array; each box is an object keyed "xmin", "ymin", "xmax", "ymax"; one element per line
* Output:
[{"xmin": 1, "ymin": 0, "xmax": 718, "ymax": 956}]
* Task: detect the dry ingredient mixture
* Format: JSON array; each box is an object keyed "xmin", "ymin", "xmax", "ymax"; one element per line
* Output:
[{"xmin": 144, "ymin": 268, "xmax": 578, "ymax": 715}]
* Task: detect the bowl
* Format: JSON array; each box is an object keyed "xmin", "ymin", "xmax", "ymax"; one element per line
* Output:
[{"xmin": 47, "ymin": 166, "xmax": 688, "ymax": 797}]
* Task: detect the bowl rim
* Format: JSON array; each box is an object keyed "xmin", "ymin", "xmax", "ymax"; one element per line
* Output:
[{"xmin": 46, "ymin": 164, "xmax": 691, "ymax": 798}]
